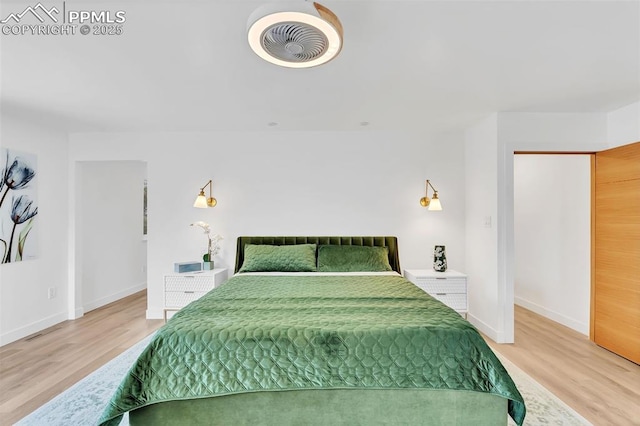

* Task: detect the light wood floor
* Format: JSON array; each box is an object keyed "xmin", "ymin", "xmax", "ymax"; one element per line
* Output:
[
  {"xmin": 486, "ymin": 305, "xmax": 640, "ymax": 426},
  {"xmin": 1, "ymin": 294, "xmax": 638, "ymax": 426},
  {"xmin": 0, "ymin": 291, "xmax": 164, "ymax": 426}
]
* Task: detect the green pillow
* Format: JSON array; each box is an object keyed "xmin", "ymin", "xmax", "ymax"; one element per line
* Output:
[
  {"xmin": 317, "ymin": 245, "xmax": 392, "ymax": 272},
  {"xmin": 239, "ymin": 244, "xmax": 317, "ymax": 272}
]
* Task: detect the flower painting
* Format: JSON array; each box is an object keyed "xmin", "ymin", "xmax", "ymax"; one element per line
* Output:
[{"xmin": 0, "ymin": 148, "xmax": 38, "ymax": 263}]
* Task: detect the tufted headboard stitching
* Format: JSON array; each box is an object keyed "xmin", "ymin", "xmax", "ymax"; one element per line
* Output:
[{"xmin": 235, "ymin": 236, "xmax": 401, "ymax": 274}]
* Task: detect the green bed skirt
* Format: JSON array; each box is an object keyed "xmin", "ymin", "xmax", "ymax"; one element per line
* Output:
[{"xmin": 130, "ymin": 388, "xmax": 508, "ymax": 426}]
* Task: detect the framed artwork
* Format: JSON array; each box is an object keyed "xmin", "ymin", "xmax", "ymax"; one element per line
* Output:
[
  {"xmin": 143, "ymin": 178, "xmax": 148, "ymax": 237},
  {"xmin": 0, "ymin": 148, "xmax": 38, "ymax": 263}
]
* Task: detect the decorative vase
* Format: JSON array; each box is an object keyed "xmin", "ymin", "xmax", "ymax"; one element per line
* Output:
[
  {"xmin": 202, "ymin": 251, "xmax": 213, "ymax": 270},
  {"xmin": 433, "ymin": 245, "xmax": 447, "ymax": 272}
]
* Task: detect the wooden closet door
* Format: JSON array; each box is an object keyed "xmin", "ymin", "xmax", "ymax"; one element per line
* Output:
[{"xmin": 593, "ymin": 141, "xmax": 640, "ymax": 364}]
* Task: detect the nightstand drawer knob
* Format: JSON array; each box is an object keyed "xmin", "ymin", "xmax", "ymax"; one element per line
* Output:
[
  {"xmin": 436, "ymin": 293, "xmax": 446, "ymax": 296},
  {"xmin": 435, "ymin": 277, "xmax": 446, "ymax": 280},
  {"xmin": 184, "ymin": 291, "xmax": 195, "ymax": 294}
]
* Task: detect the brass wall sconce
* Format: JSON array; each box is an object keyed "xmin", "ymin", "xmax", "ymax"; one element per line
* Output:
[
  {"xmin": 419, "ymin": 180, "xmax": 442, "ymax": 211},
  {"xmin": 194, "ymin": 179, "xmax": 217, "ymax": 208}
]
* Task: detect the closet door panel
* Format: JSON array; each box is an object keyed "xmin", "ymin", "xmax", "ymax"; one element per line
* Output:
[{"xmin": 593, "ymin": 142, "xmax": 640, "ymax": 364}]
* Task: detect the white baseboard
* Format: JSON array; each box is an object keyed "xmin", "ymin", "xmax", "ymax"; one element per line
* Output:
[
  {"xmin": 70, "ymin": 307, "xmax": 84, "ymax": 320},
  {"xmin": 467, "ymin": 312, "xmax": 516, "ymax": 344},
  {"xmin": 1, "ymin": 283, "xmax": 148, "ymax": 347},
  {"xmin": 83, "ymin": 282, "xmax": 147, "ymax": 314},
  {"xmin": 146, "ymin": 307, "xmax": 164, "ymax": 319},
  {"xmin": 515, "ymin": 297, "xmax": 588, "ymax": 336},
  {"xmin": 0, "ymin": 311, "xmax": 68, "ymax": 347},
  {"xmin": 467, "ymin": 313, "xmax": 502, "ymax": 342}
]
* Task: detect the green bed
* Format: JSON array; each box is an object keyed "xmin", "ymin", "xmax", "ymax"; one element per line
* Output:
[{"xmin": 99, "ymin": 236, "xmax": 525, "ymax": 426}]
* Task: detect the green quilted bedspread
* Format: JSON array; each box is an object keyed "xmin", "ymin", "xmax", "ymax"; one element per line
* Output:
[{"xmin": 99, "ymin": 274, "xmax": 526, "ymax": 425}]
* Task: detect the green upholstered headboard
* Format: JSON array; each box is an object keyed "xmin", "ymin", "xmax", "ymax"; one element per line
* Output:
[{"xmin": 235, "ymin": 236, "xmax": 401, "ymax": 274}]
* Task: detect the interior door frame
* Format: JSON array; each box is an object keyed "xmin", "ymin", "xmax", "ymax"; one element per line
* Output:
[{"xmin": 514, "ymin": 151, "xmax": 595, "ymax": 339}]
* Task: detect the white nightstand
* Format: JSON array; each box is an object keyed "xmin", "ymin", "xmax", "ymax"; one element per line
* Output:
[
  {"xmin": 163, "ymin": 268, "xmax": 228, "ymax": 320},
  {"xmin": 404, "ymin": 269, "xmax": 468, "ymax": 317}
]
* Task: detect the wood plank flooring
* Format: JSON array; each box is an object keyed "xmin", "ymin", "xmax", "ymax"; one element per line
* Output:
[
  {"xmin": 0, "ymin": 291, "xmax": 163, "ymax": 425},
  {"xmin": 486, "ymin": 305, "xmax": 640, "ymax": 426},
  {"xmin": 1, "ymin": 294, "xmax": 638, "ymax": 425}
]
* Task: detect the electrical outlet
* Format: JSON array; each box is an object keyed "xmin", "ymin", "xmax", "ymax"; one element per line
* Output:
[{"xmin": 48, "ymin": 287, "xmax": 57, "ymax": 299}]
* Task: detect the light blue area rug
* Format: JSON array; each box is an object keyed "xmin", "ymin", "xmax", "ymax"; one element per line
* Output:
[
  {"xmin": 14, "ymin": 334, "xmax": 155, "ymax": 426},
  {"xmin": 498, "ymin": 353, "xmax": 592, "ymax": 426},
  {"xmin": 16, "ymin": 335, "xmax": 592, "ymax": 426}
]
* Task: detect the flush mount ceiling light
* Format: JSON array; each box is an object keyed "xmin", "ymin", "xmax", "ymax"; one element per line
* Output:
[{"xmin": 247, "ymin": 1, "xmax": 343, "ymax": 68}]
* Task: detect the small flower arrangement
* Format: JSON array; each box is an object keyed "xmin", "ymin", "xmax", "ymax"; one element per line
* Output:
[{"xmin": 190, "ymin": 221, "xmax": 222, "ymax": 263}]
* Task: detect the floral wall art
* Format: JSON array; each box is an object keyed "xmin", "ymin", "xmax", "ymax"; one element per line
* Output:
[{"xmin": 0, "ymin": 148, "xmax": 38, "ymax": 264}]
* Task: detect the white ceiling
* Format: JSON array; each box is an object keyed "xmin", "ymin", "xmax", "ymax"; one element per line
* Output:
[{"xmin": 1, "ymin": 0, "xmax": 639, "ymax": 133}]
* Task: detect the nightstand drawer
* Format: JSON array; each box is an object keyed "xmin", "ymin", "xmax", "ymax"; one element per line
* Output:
[
  {"xmin": 404, "ymin": 269, "xmax": 468, "ymax": 316},
  {"xmin": 163, "ymin": 268, "xmax": 228, "ymax": 321},
  {"xmin": 165, "ymin": 290, "xmax": 209, "ymax": 307},
  {"xmin": 165, "ymin": 275, "xmax": 216, "ymax": 292},
  {"xmin": 429, "ymin": 293, "xmax": 467, "ymax": 311},
  {"xmin": 415, "ymin": 279, "xmax": 466, "ymax": 294}
]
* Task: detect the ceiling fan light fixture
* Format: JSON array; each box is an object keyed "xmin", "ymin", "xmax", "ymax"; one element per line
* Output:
[{"xmin": 247, "ymin": 2, "xmax": 343, "ymax": 68}]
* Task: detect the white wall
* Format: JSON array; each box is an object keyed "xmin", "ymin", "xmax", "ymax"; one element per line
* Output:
[
  {"xmin": 514, "ymin": 155, "xmax": 591, "ymax": 335},
  {"xmin": 464, "ymin": 114, "xmax": 504, "ymax": 340},
  {"xmin": 607, "ymin": 101, "xmax": 640, "ymax": 147},
  {"xmin": 78, "ymin": 161, "xmax": 147, "ymax": 313},
  {"xmin": 3, "ymin": 104, "xmax": 635, "ymax": 346},
  {"xmin": 498, "ymin": 113, "xmax": 609, "ymax": 151},
  {"xmin": 68, "ymin": 130, "xmax": 468, "ymax": 319},
  {"xmin": 465, "ymin": 113, "xmax": 609, "ymax": 343},
  {"xmin": 0, "ymin": 113, "xmax": 70, "ymax": 346}
]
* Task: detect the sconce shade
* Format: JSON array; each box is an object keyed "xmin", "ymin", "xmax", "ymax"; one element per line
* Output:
[
  {"xmin": 428, "ymin": 193, "xmax": 442, "ymax": 211},
  {"xmin": 194, "ymin": 191, "xmax": 209, "ymax": 208},
  {"xmin": 194, "ymin": 180, "xmax": 217, "ymax": 208},
  {"xmin": 420, "ymin": 179, "xmax": 442, "ymax": 211}
]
